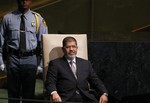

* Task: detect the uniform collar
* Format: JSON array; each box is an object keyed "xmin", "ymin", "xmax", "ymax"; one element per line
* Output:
[
  {"xmin": 23, "ymin": 9, "xmax": 31, "ymax": 20},
  {"xmin": 17, "ymin": 9, "xmax": 31, "ymax": 20}
]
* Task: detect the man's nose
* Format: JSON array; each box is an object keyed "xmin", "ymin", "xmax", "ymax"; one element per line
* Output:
[{"xmin": 70, "ymin": 46, "xmax": 74, "ymax": 50}]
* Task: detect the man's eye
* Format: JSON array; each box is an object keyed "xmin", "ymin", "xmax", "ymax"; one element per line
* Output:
[{"xmin": 65, "ymin": 46, "xmax": 77, "ymax": 48}]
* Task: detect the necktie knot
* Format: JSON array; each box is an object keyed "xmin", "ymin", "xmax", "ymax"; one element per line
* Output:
[
  {"xmin": 70, "ymin": 60, "xmax": 73, "ymax": 65},
  {"xmin": 21, "ymin": 14, "xmax": 24, "ymax": 18},
  {"xmin": 20, "ymin": 15, "xmax": 25, "ymax": 21},
  {"xmin": 20, "ymin": 15, "xmax": 25, "ymax": 30}
]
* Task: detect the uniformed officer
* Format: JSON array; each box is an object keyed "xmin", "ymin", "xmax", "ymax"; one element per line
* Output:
[{"xmin": 0, "ymin": 0, "xmax": 48, "ymax": 103}]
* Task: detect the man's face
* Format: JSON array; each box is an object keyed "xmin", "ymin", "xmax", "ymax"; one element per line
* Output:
[
  {"xmin": 63, "ymin": 41, "xmax": 78, "ymax": 60},
  {"xmin": 17, "ymin": 0, "xmax": 31, "ymax": 10}
]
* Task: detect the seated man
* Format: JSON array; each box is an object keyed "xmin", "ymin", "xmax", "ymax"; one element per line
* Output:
[{"xmin": 45, "ymin": 36, "xmax": 108, "ymax": 103}]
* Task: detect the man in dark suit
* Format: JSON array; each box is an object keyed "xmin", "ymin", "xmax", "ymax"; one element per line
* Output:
[{"xmin": 45, "ymin": 36, "xmax": 108, "ymax": 103}]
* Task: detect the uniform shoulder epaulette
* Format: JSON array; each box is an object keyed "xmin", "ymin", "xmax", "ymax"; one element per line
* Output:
[
  {"xmin": 32, "ymin": 11, "xmax": 47, "ymax": 34},
  {"xmin": 32, "ymin": 11, "xmax": 41, "ymax": 17},
  {"xmin": 33, "ymin": 12, "xmax": 47, "ymax": 27},
  {"xmin": 32, "ymin": 11, "xmax": 40, "ymax": 34}
]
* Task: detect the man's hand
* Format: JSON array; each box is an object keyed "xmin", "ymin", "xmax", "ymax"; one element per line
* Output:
[
  {"xmin": 51, "ymin": 92, "xmax": 62, "ymax": 102},
  {"xmin": 99, "ymin": 93, "xmax": 108, "ymax": 103}
]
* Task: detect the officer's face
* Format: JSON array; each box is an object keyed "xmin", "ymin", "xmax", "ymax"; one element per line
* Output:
[{"xmin": 17, "ymin": 0, "xmax": 31, "ymax": 10}]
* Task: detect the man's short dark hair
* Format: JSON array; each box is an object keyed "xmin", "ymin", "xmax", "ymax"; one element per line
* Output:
[{"xmin": 63, "ymin": 36, "xmax": 77, "ymax": 47}]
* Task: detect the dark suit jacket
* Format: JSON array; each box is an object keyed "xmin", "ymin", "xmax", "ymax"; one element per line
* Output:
[{"xmin": 45, "ymin": 56, "xmax": 108, "ymax": 102}]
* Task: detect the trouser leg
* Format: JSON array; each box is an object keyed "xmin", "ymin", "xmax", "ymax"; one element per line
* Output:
[
  {"xmin": 21, "ymin": 65, "xmax": 37, "ymax": 103},
  {"xmin": 6, "ymin": 55, "xmax": 37, "ymax": 103},
  {"xmin": 20, "ymin": 55, "xmax": 37, "ymax": 103},
  {"xmin": 7, "ymin": 55, "xmax": 21, "ymax": 103}
]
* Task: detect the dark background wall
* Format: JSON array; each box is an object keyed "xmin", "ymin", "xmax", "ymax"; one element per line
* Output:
[
  {"xmin": 34, "ymin": 0, "xmax": 150, "ymax": 41},
  {"xmin": 1, "ymin": 0, "xmax": 150, "ymax": 41},
  {"xmin": 1, "ymin": 0, "xmax": 150, "ymax": 102},
  {"xmin": 88, "ymin": 42, "xmax": 150, "ymax": 103}
]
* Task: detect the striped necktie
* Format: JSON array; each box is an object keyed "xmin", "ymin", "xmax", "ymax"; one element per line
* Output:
[{"xmin": 70, "ymin": 61, "xmax": 77, "ymax": 79}]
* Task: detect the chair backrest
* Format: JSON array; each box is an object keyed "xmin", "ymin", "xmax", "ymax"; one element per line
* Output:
[{"xmin": 42, "ymin": 34, "xmax": 88, "ymax": 81}]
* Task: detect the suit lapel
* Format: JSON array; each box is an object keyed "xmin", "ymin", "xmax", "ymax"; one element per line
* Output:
[{"xmin": 76, "ymin": 57, "xmax": 82, "ymax": 79}]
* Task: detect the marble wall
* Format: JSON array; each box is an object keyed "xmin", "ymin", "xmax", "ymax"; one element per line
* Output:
[{"xmin": 88, "ymin": 42, "xmax": 150, "ymax": 102}]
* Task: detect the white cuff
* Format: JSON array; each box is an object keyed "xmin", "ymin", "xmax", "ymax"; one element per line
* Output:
[
  {"xmin": 103, "ymin": 93, "xmax": 108, "ymax": 96},
  {"xmin": 51, "ymin": 91, "xmax": 57, "ymax": 95}
]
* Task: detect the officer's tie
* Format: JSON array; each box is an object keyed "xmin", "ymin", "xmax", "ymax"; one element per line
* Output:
[
  {"xmin": 20, "ymin": 15, "xmax": 26, "ymax": 52},
  {"xmin": 70, "ymin": 60, "xmax": 77, "ymax": 79}
]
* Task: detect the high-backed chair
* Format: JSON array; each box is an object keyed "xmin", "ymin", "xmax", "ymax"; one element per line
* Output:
[{"xmin": 42, "ymin": 34, "xmax": 88, "ymax": 97}]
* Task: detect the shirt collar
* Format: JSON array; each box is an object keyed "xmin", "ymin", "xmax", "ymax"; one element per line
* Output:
[
  {"xmin": 67, "ymin": 58, "xmax": 76, "ymax": 64},
  {"xmin": 16, "ymin": 9, "xmax": 31, "ymax": 20},
  {"xmin": 23, "ymin": 9, "xmax": 31, "ymax": 19}
]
